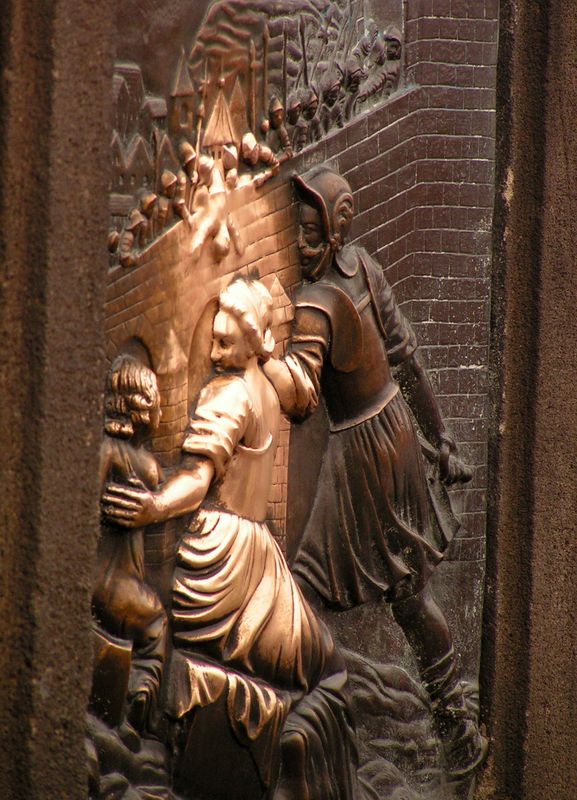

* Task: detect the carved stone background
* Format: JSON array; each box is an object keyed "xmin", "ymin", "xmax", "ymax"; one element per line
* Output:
[{"xmin": 104, "ymin": 1, "xmax": 498, "ymax": 796}]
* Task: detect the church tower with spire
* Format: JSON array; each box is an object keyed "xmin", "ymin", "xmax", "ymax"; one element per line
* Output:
[
  {"xmin": 168, "ymin": 47, "xmax": 195, "ymax": 138},
  {"xmin": 202, "ymin": 74, "xmax": 237, "ymax": 165}
]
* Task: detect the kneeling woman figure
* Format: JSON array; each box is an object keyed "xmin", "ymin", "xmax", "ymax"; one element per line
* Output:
[{"xmin": 104, "ymin": 279, "xmax": 356, "ymax": 800}]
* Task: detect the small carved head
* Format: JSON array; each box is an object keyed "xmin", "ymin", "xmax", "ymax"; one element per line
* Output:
[
  {"xmin": 105, "ymin": 355, "xmax": 161, "ymax": 439},
  {"xmin": 287, "ymin": 93, "xmax": 301, "ymax": 125},
  {"xmin": 161, "ymin": 170, "xmax": 177, "ymax": 197},
  {"xmin": 241, "ymin": 132, "xmax": 259, "ymax": 166},
  {"xmin": 197, "ymin": 154, "xmax": 215, "ymax": 185},
  {"xmin": 138, "ymin": 189, "xmax": 158, "ymax": 218},
  {"xmin": 302, "ymin": 87, "xmax": 319, "ymax": 120},
  {"xmin": 125, "ymin": 207, "xmax": 147, "ymax": 232},
  {"xmin": 344, "ymin": 56, "xmax": 366, "ymax": 92},
  {"xmin": 385, "ymin": 26, "xmax": 402, "ymax": 59},
  {"xmin": 222, "ymin": 143, "xmax": 239, "ymax": 172},
  {"xmin": 179, "ymin": 140, "xmax": 196, "ymax": 163},
  {"xmin": 268, "ymin": 95, "xmax": 284, "ymax": 129},
  {"xmin": 320, "ymin": 66, "xmax": 342, "ymax": 106},
  {"xmin": 179, "ymin": 140, "xmax": 197, "ymax": 176}
]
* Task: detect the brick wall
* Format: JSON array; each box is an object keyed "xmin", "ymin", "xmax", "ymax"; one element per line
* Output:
[
  {"xmin": 323, "ymin": 0, "xmax": 498, "ymax": 568},
  {"xmin": 105, "ymin": 177, "xmax": 300, "ymax": 596},
  {"xmin": 105, "ymin": 0, "xmax": 498, "ymax": 610}
]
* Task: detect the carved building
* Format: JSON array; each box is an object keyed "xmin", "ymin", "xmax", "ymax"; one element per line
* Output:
[{"xmin": 168, "ymin": 48, "xmax": 196, "ymax": 139}]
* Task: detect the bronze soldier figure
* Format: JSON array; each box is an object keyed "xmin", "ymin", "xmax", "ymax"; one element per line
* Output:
[
  {"xmin": 301, "ymin": 85, "xmax": 322, "ymax": 146},
  {"xmin": 156, "ymin": 169, "xmax": 177, "ymax": 234},
  {"xmin": 266, "ymin": 95, "xmax": 293, "ymax": 163},
  {"xmin": 264, "ymin": 166, "xmax": 488, "ymax": 781}
]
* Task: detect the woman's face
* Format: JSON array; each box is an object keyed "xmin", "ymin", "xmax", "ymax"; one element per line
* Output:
[{"xmin": 211, "ymin": 311, "xmax": 254, "ymax": 372}]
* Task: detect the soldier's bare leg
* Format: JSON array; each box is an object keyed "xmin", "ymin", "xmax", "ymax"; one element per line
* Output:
[
  {"xmin": 391, "ymin": 585, "xmax": 455, "ymax": 695},
  {"xmin": 392, "ymin": 585, "xmax": 487, "ymax": 780}
]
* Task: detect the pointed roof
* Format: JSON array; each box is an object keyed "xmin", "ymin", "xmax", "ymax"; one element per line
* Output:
[
  {"xmin": 110, "ymin": 130, "xmax": 125, "ymax": 165},
  {"xmin": 229, "ymin": 76, "xmax": 248, "ymax": 136},
  {"xmin": 203, "ymin": 84, "xmax": 237, "ymax": 148},
  {"xmin": 125, "ymin": 134, "xmax": 153, "ymax": 171},
  {"xmin": 112, "ymin": 74, "xmax": 128, "ymax": 103},
  {"xmin": 115, "ymin": 62, "xmax": 145, "ymax": 104},
  {"xmin": 156, "ymin": 133, "xmax": 179, "ymax": 171},
  {"xmin": 171, "ymin": 47, "xmax": 195, "ymax": 98}
]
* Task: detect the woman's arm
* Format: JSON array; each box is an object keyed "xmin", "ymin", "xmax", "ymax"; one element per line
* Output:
[{"xmin": 102, "ymin": 457, "xmax": 215, "ymax": 528}]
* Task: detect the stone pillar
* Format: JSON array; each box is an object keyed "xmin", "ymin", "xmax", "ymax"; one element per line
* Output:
[
  {"xmin": 0, "ymin": 2, "xmax": 114, "ymax": 797},
  {"xmin": 482, "ymin": 1, "xmax": 577, "ymax": 798}
]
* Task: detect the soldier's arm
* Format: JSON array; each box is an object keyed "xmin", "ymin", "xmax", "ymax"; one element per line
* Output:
[
  {"xmin": 370, "ymin": 256, "xmax": 472, "ymax": 484},
  {"xmin": 262, "ymin": 357, "xmax": 298, "ymax": 413},
  {"xmin": 397, "ymin": 352, "xmax": 472, "ymax": 485},
  {"xmin": 397, "ymin": 351, "xmax": 448, "ymax": 449}
]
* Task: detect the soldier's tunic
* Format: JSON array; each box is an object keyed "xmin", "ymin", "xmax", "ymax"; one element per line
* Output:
[{"xmin": 286, "ymin": 246, "xmax": 443, "ymax": 609}]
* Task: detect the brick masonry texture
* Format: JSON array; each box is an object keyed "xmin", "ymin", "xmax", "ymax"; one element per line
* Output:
[{"xmin": 105, "ymin": 3, "xmax": 497, "ymax": 590}]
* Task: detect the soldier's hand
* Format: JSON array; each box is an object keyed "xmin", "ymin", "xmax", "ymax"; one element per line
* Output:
[{"xmin": 439, "ymin": 442, "xmax": 473, "ymax": 486}]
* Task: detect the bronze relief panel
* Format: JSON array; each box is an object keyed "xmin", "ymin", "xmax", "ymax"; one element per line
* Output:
[{"xmin": 89, "ymin": 2, "xmax": 494, "ymax": 799}]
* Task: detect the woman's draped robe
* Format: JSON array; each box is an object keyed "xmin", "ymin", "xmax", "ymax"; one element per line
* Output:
[{"xmin": 166, "ymin": 370, "xmax": 357, "ymax": 799}]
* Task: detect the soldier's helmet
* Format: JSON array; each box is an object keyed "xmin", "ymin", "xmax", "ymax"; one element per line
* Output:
[
  {"xmin": 302, "ymin": 85, "xmax": 319, "ymax": 117},
  {"xmin": 161, "ymin": 170, "xmax": 177, "ymax": 193},
  {"xmin": 320, "ymin": 65, "xmax": 343, "ymax": 97},
  {"xmin": 268, "ymin": 95, "xmax": 284, "ymax": 114},
  {"xmin": 179, "ymin": 140, "xmax": 196, "ymax": 165},
  {"xmin": 293, "ymin": 166, "xmax": 354, "ymax": 251},
  {"xmin": 138, "ymin": 189, "xmax": 158, "ymax": 216},
  {"xmin": 385, "ymin": 25, "xmax": 402, "ymax": 45},
  {"xmin": 287, "ymin": 93, "xmax": 301, "ymax": 113},
  {"xmin": 241, "ymin": 132, "xmax": 259, "ymax": 162},
  {"xmin": 197, "ymin": 154, "xmax": 215, "ymax": 184}
]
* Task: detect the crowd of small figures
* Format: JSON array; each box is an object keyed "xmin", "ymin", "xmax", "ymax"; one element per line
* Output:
[
  {"xmin": 109, "ymin": 21, "xmax": 402, "ymax": 270},
  {"xmin": 108, "ymin": 133, "xmax": 279, "ymax": 269}
]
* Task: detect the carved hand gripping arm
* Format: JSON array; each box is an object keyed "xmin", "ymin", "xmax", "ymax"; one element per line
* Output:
[
  {"xmin": 102, "ymin": 457, "xmax": 215, "ymax": 528},
  {"xmin": 397, "ymin": 352, "xmax": 473, "ymax": 486}
]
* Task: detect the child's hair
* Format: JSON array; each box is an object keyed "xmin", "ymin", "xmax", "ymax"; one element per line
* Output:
[{"xmin": 104, "ymin": 354, "xmax": 160, "ymax": 438}]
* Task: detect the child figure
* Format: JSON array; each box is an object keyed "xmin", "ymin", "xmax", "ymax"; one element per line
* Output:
[{"xmin": 92, "ymin": 355, "xmax": 167, "ymax": 731}]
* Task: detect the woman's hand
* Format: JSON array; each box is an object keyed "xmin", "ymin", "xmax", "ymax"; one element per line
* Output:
[{"xmin": 101, "ymin": 478, "xmax": 161, "ymax": 528}]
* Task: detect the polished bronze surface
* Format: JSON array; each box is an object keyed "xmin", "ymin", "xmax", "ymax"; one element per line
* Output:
[
  {"xmin": 90, "ymin": 3, "xmax": 489, "ymax": 798},
  {"xmin": 100, "ymin": 280, "xmax": 357, "ymax": 800}
]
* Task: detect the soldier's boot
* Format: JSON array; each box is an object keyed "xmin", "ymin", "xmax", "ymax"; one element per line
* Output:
[{"xmin": 421, "ymin": 650, "xmax": 488, "ymax": 782}]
